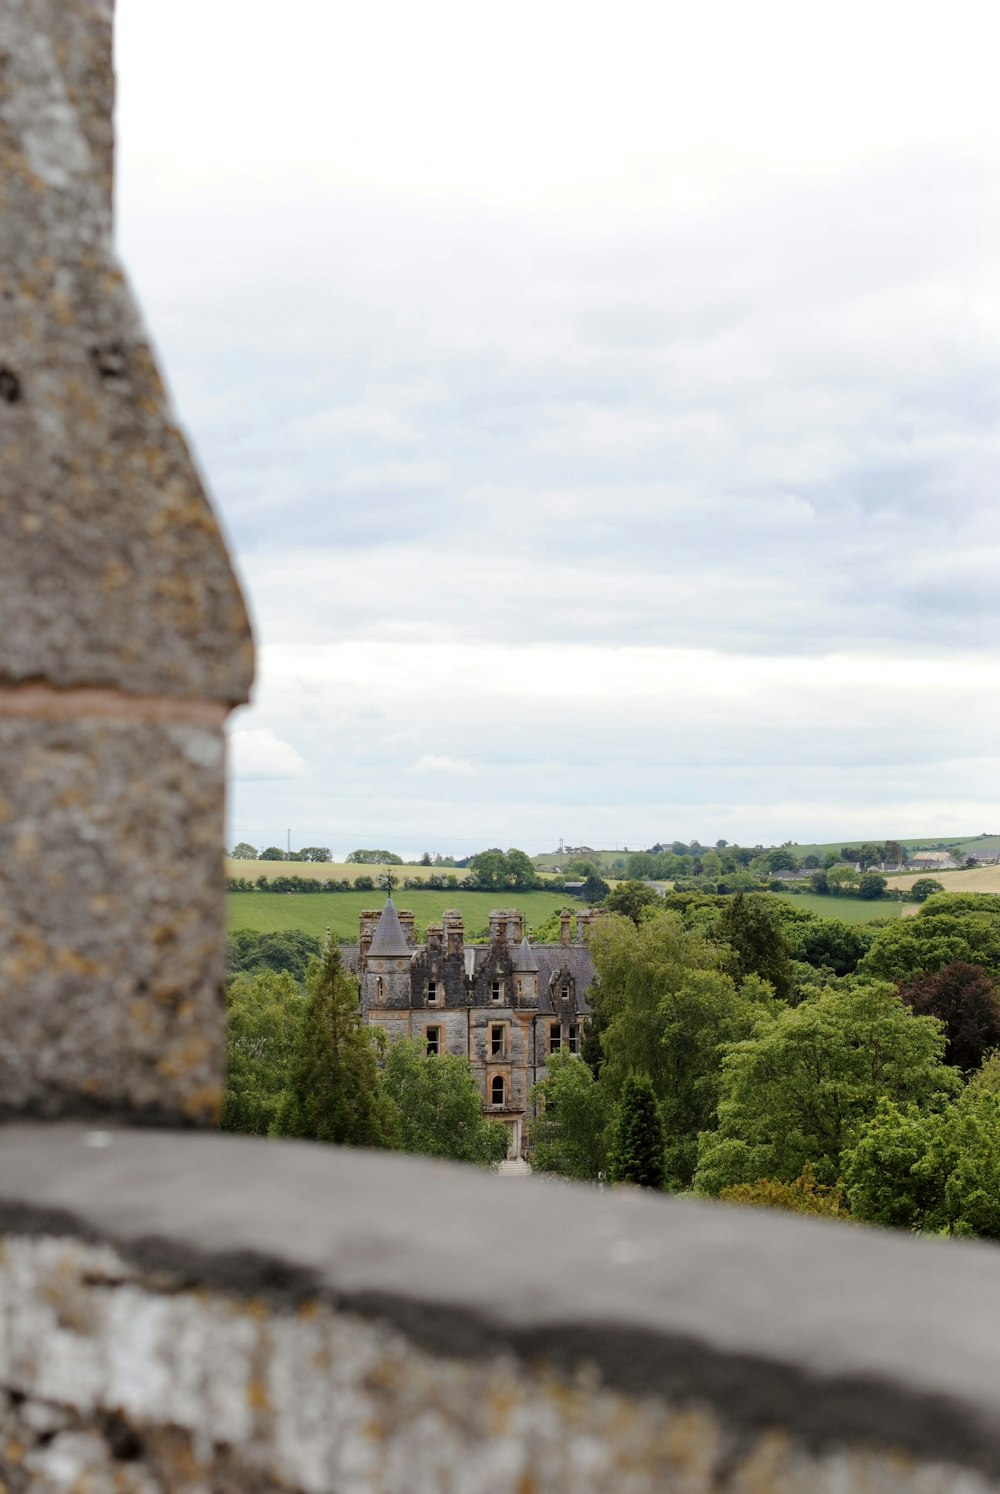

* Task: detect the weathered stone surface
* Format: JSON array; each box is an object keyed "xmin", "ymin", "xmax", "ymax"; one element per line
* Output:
[
  {"xmin": 0, "ymin": 725, "xmax": 226, "ymax": 1122},
  {"xmin": 0, "ymin": 0, "xmax": 253, "ymax": 702},
  {"xmin": 2, "ymin": 1126, "xmax": 1000, "ymax": 1489},
  {"xmin": 3, "ymin": 1232, "xmax": 998, "ymax": 1494}
]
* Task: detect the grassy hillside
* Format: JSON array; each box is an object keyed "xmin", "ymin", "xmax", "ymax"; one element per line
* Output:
[
  {"xmin": 532, "ymin": 850, "xmax": 628, "ymax": 872},
  {"xmin": 785, "ymin": 834, "xmax": 999, "ymax": 860},
  {"xmin": 228, "ymin": 889, "xmax": 577, "ymax": 943},
  {"xmin": 775, "ymin": 893, "xmax": 903, "ymax": 924},
  {"xmin": 227, "ymin": 859, "xmax": 471, "ymax": 885}
]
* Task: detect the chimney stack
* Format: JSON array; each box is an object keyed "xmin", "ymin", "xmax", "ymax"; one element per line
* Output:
[
  {"xmin": 444, "ymin": 910, "xmax": 465, "ymax": 957},
  {"xmin": 397, "ymin": 909, "xmax": 417, "ymax": 946},
  {"xmin": 560, "ymin": 910, "xmax": 572, "ymax": 947},
  {"xmin": 508, "ymin": 910, "xmax": 523, "ymax": 944},
  {"xmin": 359, "ymin": 910, "xmax": 381, "ymax": 962},
  {"xmin": 490, "ymin": 910, "xmax": 508, "ymax": 945},
  {"xmin": 426, "ymin": 923, "xmax": 444, "ymax": 952}
]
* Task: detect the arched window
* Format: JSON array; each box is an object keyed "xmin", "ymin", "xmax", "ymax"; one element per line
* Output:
[{"xmin": 491, "ymin": 1075, "xmax": 505, "ymax": 1106}]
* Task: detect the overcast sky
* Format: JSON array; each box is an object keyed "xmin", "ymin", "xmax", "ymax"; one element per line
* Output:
[{"xmin": 116, "ymin": 0, "xmax": 1000, "ymax": 856}]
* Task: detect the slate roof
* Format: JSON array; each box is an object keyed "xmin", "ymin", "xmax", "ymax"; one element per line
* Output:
[
  {"xmin": 511, "ymin": 936, "xmax": 540, "ymax": 973},
  {"xmin": 368, "ymin": 898, "xmax": 412, "ymax": 957}
]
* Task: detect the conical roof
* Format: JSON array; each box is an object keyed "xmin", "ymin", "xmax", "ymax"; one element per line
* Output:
[
  {"xmin": 512, "ymin": 935, "xmax": 540, "ymax": 973},
  {"xmin": 368, "ymin": 898, "xmax": 412, "ymax": 957}
]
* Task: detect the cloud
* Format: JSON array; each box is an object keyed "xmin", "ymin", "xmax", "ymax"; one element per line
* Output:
[
  {"xmin": 411, "ymin": 755, "xmax": 475, "ymax": 776},
  {"xmin": 116, "ymin": 3, "xmax": 1000, "ymax": 848},
  {"xmin": 228, "ymin": 728, "xmax": 308, "ymax": 781}
]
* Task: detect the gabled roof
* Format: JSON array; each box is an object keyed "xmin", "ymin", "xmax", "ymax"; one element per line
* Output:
[
  {"xmin": 512, "ymin": 936, "xmax": 540, "ymax": 973},
  {"xmin": 368, "ymin": 898, "xmax": 412, "ymax": 957}
]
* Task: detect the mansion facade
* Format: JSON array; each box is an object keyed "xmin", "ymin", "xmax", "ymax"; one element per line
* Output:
[{"xmin": 344, "ymin": 900, "xmax": 597, "ymax": 1158}]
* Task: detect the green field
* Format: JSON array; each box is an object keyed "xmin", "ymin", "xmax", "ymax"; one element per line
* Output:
[
  {"xmin": 784, "ymin": 834, "xmax": 1000, "ymax": 860},
  {"xmin": 776, "ymin": 893, "xmax": 903, "ymax": 924},
  {"xmin": 228, "ymin": 890, "xmax": 578, "ymax": 942}
]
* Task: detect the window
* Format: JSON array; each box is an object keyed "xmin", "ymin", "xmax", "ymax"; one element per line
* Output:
[
  {"xmin": 374, "ymin": 976, "xmax": 384, "ymax": 1001},
  {"xmin": 491, "ymin": 979, "xmax": 503, "ymax": 1003},
  {"xmin": 425, "ymin": 1026, "xmax": 440, "ymax": 1056},
  {"xmin": 426, "ymin": 980, "xmax": 440, "ymax": 1005},
  {"xmin": 568, "ymin": 1023, "xmax": 579, "ymax": 1054},
  {"xmin": 491, "ymin": 1075, "xmax": 505, "ymax": 1105},
  {"xmin": 491, "ymin": 1024, "xmax": 505, "ymax": 1057},
  {"xmin": 561, "ymin": 983, "xmax": 570, "ymax": 1000},
  {"xmin": 549, "ymin": 1023, "xmax": 561, "ymax": 1054}
]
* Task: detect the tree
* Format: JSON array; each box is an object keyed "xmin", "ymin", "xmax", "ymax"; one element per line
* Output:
[
  {"xmin": 260, "ymin": 845, "xmax": 286, "ymax": 861},
  {"xmin": 766, "ymin": 849, "xmax": 799, "ymax": 873},
  {"xmin": 827, "ymin": 863, "xmax": 860, "ymax": 891},
  {"xmin": 857, "ymin": 871, "xmax": 887, "ymax": 900},
  {"xmin": 603, "ymin": 881, "xmax": 663, "ymax": 926},
  {"xmin": 298, "ymin": 846, "xmax": 332, "ymax": 863},
  {"xmin": 898, "ymin": 962, "xmax": 1000, "ymax": 1073},
  {"xmin": 504, "ymin": 847, "xmax": 539, "ymax": 889},
  {"xmin": 714, "ymin": 892, "xmax": 794, "ymax": 1002},
  {"xmin": 346, "ymin": 849, "xmax": 403, "ymax": 865},
  {"xmin": 782, "ymin": 916, "xmax": 872, "ymax": 977},
  {"xmin": 809, "ymin": 869, "xmax": 829, "ymax": 894},
  {"xmin": 589, "ymin": 912, "xmax": 761, "ymax": 1186},
  {"xmin": 860, "ymin": 897, "xmax": 1000, "ymax": 983},
  {"xmin": 581, "ymin": 870, "xmax": 610, "ymax": 903},
  {"xmin": 231, "ymin": 842, "xmax": 258, "ymax": 860},
  {"xmin": 844, "ymin": 1089, "xmax": 1000, "ymax": 1239},
  {"xmin": 419, "ymin": 851, "xmax": 432, "ymax": 866},
  {"xmin": 228, "ymin": 928, "xmax": 321, "ymax": 983},
  {"xmin": 909, "ymin": 878, "xmax": 945, "ymax": 903},
  {"xmin": 720, "ymin": 1163, "xmax": 848, "ymax": 1218},
  {"xmin": 221, "ymin": 970, "xmax": 303, "ymax": 1134},
  {"xmin": 694, "ymin": 981, "xmax": 958, "ymax": 1193},
  {"xmin": 272, "ymin": 944, "xmax": 396, "ymax": 1147},
  {"xmin": 467, "ymin": 848, "xmax": 509, "ymax": 889},
  {"xmin": 528, "ymin": 1053, "xmax": 609, "ymax": 1180},
  {"xmin": 884, "ymin": 841, "xmax": 906, "ymax": 867},
  {"xmin": 381, "ymin": 1039, "xmax": 508, "ymax": 1166},
  {"xmin": 607, "ymin": 1075, "xmax": 666, "ymax": 1188}
]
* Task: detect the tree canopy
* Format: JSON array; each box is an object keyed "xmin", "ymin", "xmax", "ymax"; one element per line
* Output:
[
  {"xmin": 897, "ymin": 961, "xmax": 1000, "ymax": 1073},
  {"xmin": 381, "ymin": 1039, "xmax": 508, "ymax": 1166},
  {"xmin": 529, "ymin": 1052, "xmax": 608, "ymax": 1180},
  {"xmin": 221, "ymin": 969, "xmax": 303, "ymax": 1135},
  {"xmin": 607, "ymin": 1075, "xmax": 666, "ymax": 1189},
  {"xmin": 694, "ymin": 981, "xmax": 958, "ymax": 1193}
]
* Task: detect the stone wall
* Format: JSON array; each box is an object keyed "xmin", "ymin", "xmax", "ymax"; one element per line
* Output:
[
  {"xmin": 3, "ymin": 1126, "xmax": 1000, "ymax": 1493},
  {"xmin": 0, "ymin": 0, "xmax": 253, "ymax": 1124}
]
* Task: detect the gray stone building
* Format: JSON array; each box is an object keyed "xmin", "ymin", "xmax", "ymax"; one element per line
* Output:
[{"xmin": 345, "ymin": 901, "xmax": 597, "ymax": 1157}]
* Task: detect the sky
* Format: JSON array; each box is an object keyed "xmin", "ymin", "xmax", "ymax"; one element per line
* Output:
[{"xmin": 115, "ymin": 0, "xmax": 1000, "ymax": 857}]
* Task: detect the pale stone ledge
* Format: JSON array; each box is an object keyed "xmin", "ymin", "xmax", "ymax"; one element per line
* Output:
[{"xmin": 0, "ymin": 1126, "xmax": 999, "ymax": 1491}]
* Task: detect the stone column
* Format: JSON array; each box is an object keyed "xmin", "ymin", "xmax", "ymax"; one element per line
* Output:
[{"xmin": 0, "ymin": 0, "xmax": 254, "ymax": 1124}]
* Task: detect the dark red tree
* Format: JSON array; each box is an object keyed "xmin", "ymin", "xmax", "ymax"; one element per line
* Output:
[{"xmin": 898, "ymin": 961, "xmax": 1000, "ymax": 1073}]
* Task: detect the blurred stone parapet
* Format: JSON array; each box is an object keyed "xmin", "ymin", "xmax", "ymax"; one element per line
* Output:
[
  {"xmin": 1, "ymin": 1126, "xmax": 1000, "ymax": 1493},
  {"xmin": 0, "ymin": 0, "xmax": 253, "ymax": 1122}
]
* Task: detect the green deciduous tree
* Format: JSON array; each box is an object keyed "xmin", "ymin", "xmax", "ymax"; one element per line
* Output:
[
  {"xmin": 221, "ymin": 969, "xmax": 304, "ymax": 1134},
  {"xmin": 529, "ymin": 1052, "xmax": 609, "ymax": 1180},
  {"xmin": 694, "ymin": 981, "xmax": 958, "ymax": 1194},
  {"xmin": 860, "ymin": 897, "xmax": 1000, "ymax": 983},
  {"xmin": 858, "ymin": 871, "xmax": 887, "ymax": 900},
  {"xmin": 844, "ymin": 1088, "xmax": 1000, "ymax": 1239},
  {"xmin": 382, "ymin": 1039, "xmax": 508, "ymax": 1166},
  {"xmin": 231, "ymin": 841, "xmax": 258, "ymax": 860},
  {"xmin": 589, "ymin": 913, "xmax": 762, "ymax": 1186},
  {"xmin": 720, "ymin": 1163, "xmax": 849, "ymax": 1218},
  {"xmin": 260, "ymin": 846, "xmax": 286, "ymax": 861},
  {"xmin": 228, "ymin": 928, "xmax": 321, "ymax": 983},
  {"xmin": 273, "ymin": 944, "xmax": 396, "ymax": 1147},
  {"xmin": 346, "ymin": 849, "xmax": 403, "ymax": 864},
  {"xmin": 909, "ymin": 878, "xmax": 945, "ymax": 902},
  {"xmin": 602, "ymin": 880, "xmax": 663, "ymax": 925},
  {"xmin": 581, "ymin": 869, "xmax": 611, "ymax": 903},
  {"xmin": 607, "ymin": 1075, "xmax": 666, "ymax": 1189}
]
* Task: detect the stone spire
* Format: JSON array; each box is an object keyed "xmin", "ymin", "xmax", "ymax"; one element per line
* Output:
[{"xmin": 368, "ymin": 898, "xmax": 412, "ymax": 958}]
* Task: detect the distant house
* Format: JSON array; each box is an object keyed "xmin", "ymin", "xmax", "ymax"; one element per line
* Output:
[
  {"xmin": 345, "ymin": 901, "xmax": 598, "ymax": 1159},
  {"xmin": 908, "ymin": 853, "xmax": 959, "ymax": 871}
]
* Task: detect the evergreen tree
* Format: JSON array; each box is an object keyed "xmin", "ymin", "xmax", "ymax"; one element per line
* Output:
[
  {"xmin": 714, "ymin": 892, "xmax": 794, "ymax": 1002},
  {"xmin": 607, "ymin": 1075, "xmax": 666, "ymax": 1189},
  {"xmin": 273, "ymin": 944, "xmax": 396, "ymax": 1147}
]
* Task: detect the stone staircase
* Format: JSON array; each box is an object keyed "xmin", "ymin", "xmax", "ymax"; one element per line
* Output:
[{"xmin": 497, "ymin": 1158, "xmax": 532, "ymax": 1177}]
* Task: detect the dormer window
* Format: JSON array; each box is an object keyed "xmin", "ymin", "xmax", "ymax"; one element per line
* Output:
[
  {"xmin": 561, "ymin": 982, "xmax": 570, "ymax": 1000},
  {"xmin": 491, "ymin": 979, "xmax": 503, "ymax": 1003},
  {"xmin": 426, "ymin": 980, "xmax": 441, "ymax": 1006}
]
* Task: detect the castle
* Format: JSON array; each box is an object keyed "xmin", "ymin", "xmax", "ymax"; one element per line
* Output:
[{"xmin": 345, "ymin": 901, "xmax": 597, "ymax": 1157}]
